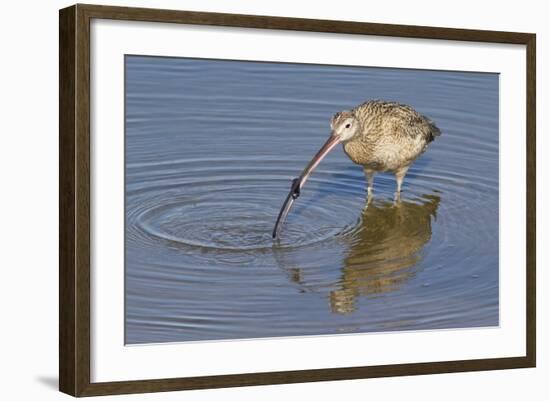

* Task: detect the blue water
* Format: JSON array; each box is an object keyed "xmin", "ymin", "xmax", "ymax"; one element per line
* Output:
[{"xmin": 125, "ymin": 55, "xmax": 499, "ymax": 344}]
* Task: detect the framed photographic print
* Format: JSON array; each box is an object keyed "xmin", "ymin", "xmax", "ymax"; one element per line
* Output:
[{"xmin": 59, "ymin": 4, "xmax": 536, "ymax": 397}]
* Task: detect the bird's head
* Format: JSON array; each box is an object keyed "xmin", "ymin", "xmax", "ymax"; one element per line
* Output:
[{"xmin": 330, "ymin": 110, "xmax": 361, "ymax": 142}]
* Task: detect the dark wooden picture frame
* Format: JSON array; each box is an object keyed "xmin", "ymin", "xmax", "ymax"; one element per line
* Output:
[{"xmin": 59, "ymin": 3, "xmax": 536, "ymax": 397}]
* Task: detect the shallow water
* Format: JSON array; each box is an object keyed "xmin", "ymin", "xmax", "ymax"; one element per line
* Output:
[{"xmin": 125, "ymin": 56, "xmax": 499, "ymax": 344}]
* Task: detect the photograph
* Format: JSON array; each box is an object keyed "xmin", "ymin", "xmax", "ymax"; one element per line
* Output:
[
  {"xmin": 56, "ymin": 3, "xmax": 535, "ymax": 396},
  {"xmin": 124, "ymin": 55, "xmax": 499, "ymax": 344},
  {"xmin": 1, "ymin": 0, "xmax": 544, "ymax": 398}
]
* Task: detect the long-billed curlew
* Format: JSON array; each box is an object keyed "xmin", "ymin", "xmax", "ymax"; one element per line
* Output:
[{"xmin": 273, "ymin": 100, "xmax": 441, "ymax": 239}]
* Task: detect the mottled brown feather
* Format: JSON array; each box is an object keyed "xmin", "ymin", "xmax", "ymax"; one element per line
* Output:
[{"xmin": 333, "ymin": 100, "xmax": 440, "ymax": 172}]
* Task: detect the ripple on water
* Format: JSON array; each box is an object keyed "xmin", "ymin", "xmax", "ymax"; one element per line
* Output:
[
  {"xmin": 131, "ymin": 181, "xmax": 364, "ymax": 251},
  {"xmin": 125, "ymin": 154, "xmax": 498, "ymax": 321},
  {"xmin": 126, "ymin": 156, "xmax": 496, "ymax": 258},
  {"xmin": 124, "ymin": 150, "xmax": 499, "ymax": 341}
]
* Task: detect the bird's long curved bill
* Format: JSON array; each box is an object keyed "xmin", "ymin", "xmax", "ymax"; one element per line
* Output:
[{"xmin": 272, "ymin": 134, "xmax": 341, "ymax": 239}]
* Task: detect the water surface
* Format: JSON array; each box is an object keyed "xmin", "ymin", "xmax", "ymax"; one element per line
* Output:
[{"xmin": 125, "ymin": 56, "xmax": 499, "ymax": 344}]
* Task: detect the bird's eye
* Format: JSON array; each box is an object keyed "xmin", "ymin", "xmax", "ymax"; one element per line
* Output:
[{"xmin": 345, "ymin": 123, "xmax": 351, "ymax": 128}]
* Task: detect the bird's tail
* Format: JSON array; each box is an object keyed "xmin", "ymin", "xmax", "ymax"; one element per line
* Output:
[{"xmin": 428, "ymin": 121, "xmax": 441, "ymax": 142}]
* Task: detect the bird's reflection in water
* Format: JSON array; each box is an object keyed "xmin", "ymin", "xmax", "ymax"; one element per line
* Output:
[
  {"xmin": 278, "ymin": 194, "xmax": 440, "ymax": 314},
  {"xmin": 331, "ymin": 195, "xmax": 440, "ymax": 314}
]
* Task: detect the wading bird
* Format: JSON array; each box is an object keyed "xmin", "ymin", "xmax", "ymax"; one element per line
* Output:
[{"xmin": 272, "ymin": 100, "xmax": 441, "ymax": 239}]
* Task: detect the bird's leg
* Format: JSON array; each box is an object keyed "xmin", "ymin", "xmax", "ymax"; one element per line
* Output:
[
  {"xmin": 394, "ymin": 166, "xmax": 409, "ymax": 203},
  {"xmin": 364, "ymin": 169, "xmax": 375, "ymax": 203}
]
